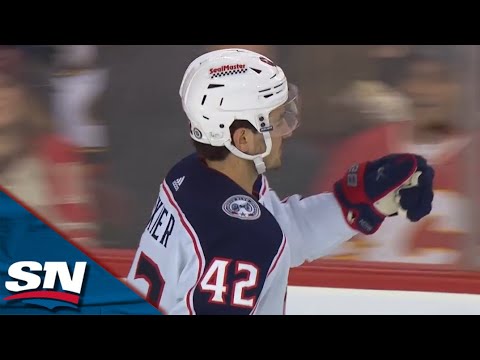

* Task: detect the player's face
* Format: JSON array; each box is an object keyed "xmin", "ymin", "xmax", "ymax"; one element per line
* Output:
[
  {"xmin": 401, "ymin": 59, "xmax": 459, "ymax": 131},
  {"xmin": 257, "ymin": 132, "xmax": 284, "ymax": 170},
  {"xmin": 235, "ymin": 84, "xmax": 300, "ymax": 170},
  {"xmin": 253, "ymin": 106, "xmax": 292, "ymax": 170},
  {"xmin": 268, "ymin": 107, "xmax": 288, "ymax": 169},
  {"xmin": 260, "ymin": 87, "xmax": 301, "ymax": 170}
]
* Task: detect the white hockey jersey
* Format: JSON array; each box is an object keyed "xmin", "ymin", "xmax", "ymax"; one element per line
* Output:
[{"xmin": 126, "ymin": 153, "xmax": 357, "ymax": 315}]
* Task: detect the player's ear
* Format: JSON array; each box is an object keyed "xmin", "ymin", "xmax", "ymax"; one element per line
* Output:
[{"xmin": 231, "ymin": 127, "xmax": 253, "ymax": 152}]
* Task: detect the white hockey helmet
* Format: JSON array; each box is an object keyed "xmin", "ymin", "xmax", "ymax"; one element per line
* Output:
[{"xmin": 179, "ymin": 48, "xmax": 300, "ymax": 174}]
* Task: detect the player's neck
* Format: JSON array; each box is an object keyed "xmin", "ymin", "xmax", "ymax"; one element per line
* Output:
[{"xmin": 205, "ymin": 157, "xmax": 258, "ymax": 195}]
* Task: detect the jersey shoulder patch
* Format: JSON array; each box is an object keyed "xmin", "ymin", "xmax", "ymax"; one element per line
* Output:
[{"xmin": 222, "ymin": 194, "xmax": 261, "ymax": 221}]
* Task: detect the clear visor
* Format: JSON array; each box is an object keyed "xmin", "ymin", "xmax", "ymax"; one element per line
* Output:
[{"xmin": 267, "ymin": 83, "xmax": 300, "ymax": 137}]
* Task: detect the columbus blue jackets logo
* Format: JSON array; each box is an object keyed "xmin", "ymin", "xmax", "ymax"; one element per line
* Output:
[{"xmin": 222, "ymin": 195, "xmax": 261, "ymax": 220}]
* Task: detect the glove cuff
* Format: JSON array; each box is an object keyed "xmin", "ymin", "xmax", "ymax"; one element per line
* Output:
[{"xmin": 334, "ymin": 178, "xmax": 386, "ymax": 235}]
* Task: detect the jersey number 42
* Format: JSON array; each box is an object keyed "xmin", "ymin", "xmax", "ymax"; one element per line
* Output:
[
  {"xmin": 134, "ymin": 254, "xmax": 259, "ymax": 310},
  {"xmin": 200, "ymin": 258, "xmax": 259, "ymax": 308}
]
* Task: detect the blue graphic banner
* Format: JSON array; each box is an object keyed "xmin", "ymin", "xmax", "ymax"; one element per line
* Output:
[{"xmin": 0, "ymin": 189, "xmax": 162, "ymax": 315}]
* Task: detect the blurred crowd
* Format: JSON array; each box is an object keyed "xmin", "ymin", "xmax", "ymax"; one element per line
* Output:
[{"xmin": 1, "ymin": 45, "xmax": 479, "ymax": 269}]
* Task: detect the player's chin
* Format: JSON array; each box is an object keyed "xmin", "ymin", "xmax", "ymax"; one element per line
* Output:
[{"xmin": 266, "ymin": 158, "xmax": 282, "ymax": 170}]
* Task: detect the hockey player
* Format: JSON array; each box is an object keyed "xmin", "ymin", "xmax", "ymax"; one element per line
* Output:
[{"xmin": 126, "ymin": 48, "xmax": 434, "ymax": 315}]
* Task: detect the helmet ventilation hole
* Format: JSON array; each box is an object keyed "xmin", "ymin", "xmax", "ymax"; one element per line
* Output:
[{"xmin": 208, "ymin": 84, "xmax": 225, "ymax": 89}]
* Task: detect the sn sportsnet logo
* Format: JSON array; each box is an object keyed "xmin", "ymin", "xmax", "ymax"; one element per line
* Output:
[{"xmin": 4, "ymin": 261, "xmax": 87, "ymax": 309}]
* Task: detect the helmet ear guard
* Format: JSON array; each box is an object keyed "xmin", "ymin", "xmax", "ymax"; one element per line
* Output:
[{"xmin": 179, "ymin": 48, "xmax": 300, "ymax": 174}]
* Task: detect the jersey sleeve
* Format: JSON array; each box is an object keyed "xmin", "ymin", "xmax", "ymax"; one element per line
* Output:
[{"xmin": 261, "ymin": 177, "xmax": 358, "ymax": 267}]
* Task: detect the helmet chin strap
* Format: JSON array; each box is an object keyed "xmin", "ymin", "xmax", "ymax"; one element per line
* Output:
[{"xmin": 224, "ymin": 131, "xmax": 272, "ymax": 175}]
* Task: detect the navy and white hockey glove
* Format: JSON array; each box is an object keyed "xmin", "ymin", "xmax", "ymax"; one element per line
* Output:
[{"xmin": 333, "ymin": 153, "xmax": 435, "ymax": 235}]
